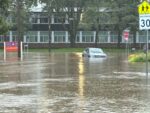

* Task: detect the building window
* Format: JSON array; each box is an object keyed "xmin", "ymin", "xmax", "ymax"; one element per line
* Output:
[
  {"xmin": 40, "ymin": 18, "xmax": 48, "ymax": 23},
  {"xmin": 98, "ymin": 35, "xmax": 108, "ymax": 43},
  {"xmin": 98, "ymin": 31, "xmax": 108, "ymax": 43},
  {"xmin": 139, "ymin": 35, "xmax": 147, "ymax": 43},
  {"xmin": 54, "ymin": 17, "xmax": 65, "ymax": 23},
  {"xmin": 54, "ymin": 31, "xmax": 66, "ymax": 43},
  {"xmin": 31, "ymin": 18, "xmax": 38, "ymax": 23},
  {"xmin": 26, "ymin": 35, "xmax": 37, "ymax": 42},
  {"xmin": 109, "ymin": 32, "xmax": 118, "ymax": 43},
  {"xmin": 26, "ymin": 31, "xmax": 38, "ymax": 42},
  {"xmin": 138, "ymin": 31, "xmax": 150, "ymax": 43},
  {"xmin": 40, "ymin": 31, "xmax": 49, "ymax": 42},
  {"xmin": 110, "ymin": 35, "xmax": 118, "ymax": 43},
  {"xmin": 40, "ymin": 35, "xmax": 49, "ymax": 42},
  {"xmin": 98, "ymin": 35, "xmax": 107, "ymax": 43},
  {"xmin": 0, "ymin": 36, "xmax": 4, "ymax": 42},
  {"xmin": 82, "ymin": 31, "xmax": 94, "ymax": 43},
  {"xmin": 54, "ymin": 36, "xmax": 65, "ymax": 42},
  {"xmin": 54, "ymin": 13, "xmax": 66, "ymax": 24}
]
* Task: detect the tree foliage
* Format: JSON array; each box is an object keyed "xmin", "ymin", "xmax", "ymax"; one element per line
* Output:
[
  {"xmin": 9, "ymin": 0, "xmax": 38, "ymax": 57},
  {"xmin": 0, "ymin": 0, "xmax": 9, "ymax": 34},
  {"xmin": 10, "ymin": 0, "xmax": 38, "ymax": 32},
  {"xmin": 82, "ymin": 0, "xmax": 140, "ymax": 47},
  {"xmin": 1, "ymin": 0, "xmax": 142, "ymax": 48},
  {"xmin": 82, "ymin": 0, "xmax": 112, "ymax": 47},
  {"xmin": 109, "ymin": 0, "xmax": 139, "ymax": 47},
  {"xmin": 40, "ymin": 0, "xmax": 87, "ymax": 47}
]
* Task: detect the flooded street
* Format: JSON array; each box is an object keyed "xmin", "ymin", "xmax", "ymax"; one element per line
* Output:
[{"xmin": 0, "ymin": 51, "xmax": 150, "ymax": 113}]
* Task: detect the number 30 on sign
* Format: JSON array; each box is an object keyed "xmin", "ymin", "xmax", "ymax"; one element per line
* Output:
[{"xmin": 139, "ymin": 15, "xmax": 150, "ymax": 30}]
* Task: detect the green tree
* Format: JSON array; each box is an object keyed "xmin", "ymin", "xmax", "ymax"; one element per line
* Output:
[
  {"xmin": 0, "ymin": 0, "xmax": 9, "ymax": 34},
  {"xmin": 109, "ymin": 0, "xmax": 139, "ymax": 47},
  {"xmin": 82, "ymin": 0, "xmax": 140, "ymax": 48},
  {"xmin": 10, "ymin": 0, "xmax": 38, "ymax": 57},
  {"xmin": 82, "ymin": 0, "xmax": 111, "ymax": 47},
  {"xmin": 40, "ymin": 0, "xmax": 87, "ymax": 47},
  {"xmin": 39, "ymin": 0, "xmax": 57, "ymax": 51},
  {"xmin": 63, "ymin": 0, "xmax": 87, "ymax": 47}
]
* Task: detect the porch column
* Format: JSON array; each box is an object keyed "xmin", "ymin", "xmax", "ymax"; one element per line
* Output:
[
  {"xmin": 108, "ymin": 31, "xmax": 111, "ymax": 43},
  {"xmin": 51, "ymin": 31, "xmax": 54, "ymax": 43},
  {"xmin": 79, "ymin": 31, "xmax": 82, "ymax": 43},
  {"xmin": 65, "ymin": 31, "xmax": 69, "ymax": 43},
  {"xmin": 9, "ymin": 31, "xmax": 12, "ymax": 42},
  {"xmin": 37, "ymin": 31, "xmax": 40, "ymax": 43}
]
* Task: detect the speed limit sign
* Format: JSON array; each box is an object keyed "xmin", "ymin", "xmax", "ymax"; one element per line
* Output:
[
  {"xmin": 138, "ymin": 1, "xmax": 150, "ymax": 30},
  {"xmin": 139, "ymin": 15, "xmax": 150, "ymax": 30}
]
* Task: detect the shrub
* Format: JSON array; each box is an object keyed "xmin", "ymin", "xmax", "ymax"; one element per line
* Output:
[{"xmin": 128, "ymin": 53, "xmax": 148, "ymax": 62}]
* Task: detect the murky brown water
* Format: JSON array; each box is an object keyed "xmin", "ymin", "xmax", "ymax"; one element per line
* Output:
[{"xmin": 0, "ymin": 51, "xmax": 150, "ymax": 113}]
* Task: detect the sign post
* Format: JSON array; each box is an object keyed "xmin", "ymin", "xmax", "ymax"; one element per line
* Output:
[
  {"xmin": 123, "ymin": 30, "xmax": 129, "ymax": 41},
  {"xmin": 3, "ymin": 41, "xmax": 23, "ymax": 60},
  {"xmin": 123, "ymin": 29, "xmax": 130, "ymax": 55},
  {"xmin": 138, "ymin": 1, "xmax": 150, "ymax": 76},
  {"xmin": 4, "ymin": 42, "xmax": 6, "ymax": 60}
]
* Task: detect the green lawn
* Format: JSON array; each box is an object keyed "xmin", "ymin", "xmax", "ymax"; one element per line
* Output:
[
  {"xmin": 24, "ymin": 48, "xmax": 126, "ymax": 52},
  {"xmin": 0, "ymin": 47, "xmax": 128, "ymax": 53},
  {"xmin": 27, "ymin": 48, "xmax": 85, "ymax": 52},
  {"xmin": 0, "ymin": 48, "xmax": 85, "ymax": 52}
]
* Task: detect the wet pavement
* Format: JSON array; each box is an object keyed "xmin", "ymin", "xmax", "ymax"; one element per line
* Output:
[{"xmin": 0, "ymin": 51, "xmax": 150, "ymax": 113}]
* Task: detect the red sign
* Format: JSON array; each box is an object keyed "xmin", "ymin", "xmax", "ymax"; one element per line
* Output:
[
  {"xmin": 123, "ymin": 31, "xmax": 129, "ymax": 41},
  {"xmin": 6, "ymin": 42, "xmax": 18, "ymax": 52}
]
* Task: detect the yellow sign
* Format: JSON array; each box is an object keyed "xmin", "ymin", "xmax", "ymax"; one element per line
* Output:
[{"xmin": 138, "ymin": 1, "xmax": 150, "ymax": 14}]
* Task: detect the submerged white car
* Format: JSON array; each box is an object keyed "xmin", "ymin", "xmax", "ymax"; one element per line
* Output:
[{"xmin": 82, "ymin": 47, "xmax": 107, "ymax": 58}]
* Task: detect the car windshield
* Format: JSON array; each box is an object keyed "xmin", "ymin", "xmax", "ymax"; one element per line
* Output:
[{"xmin": 90, "ymin": 49, "xmax": 103, "ymax": 53}]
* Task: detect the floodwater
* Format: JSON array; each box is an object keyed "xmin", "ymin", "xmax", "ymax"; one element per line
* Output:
[{"xmin": 0, "ymin": 51, "xmax": 150, "ymax": 113}]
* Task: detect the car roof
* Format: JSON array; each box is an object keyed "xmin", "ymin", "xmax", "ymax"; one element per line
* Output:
[{"xmin": 87, "ymin": 47, "xmax": 102, "ymax": 50}]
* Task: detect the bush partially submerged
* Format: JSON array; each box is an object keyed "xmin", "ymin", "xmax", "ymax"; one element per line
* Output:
[{"xmin": 128, "ymin": 53, "xmax": 150, "ymax": 62}]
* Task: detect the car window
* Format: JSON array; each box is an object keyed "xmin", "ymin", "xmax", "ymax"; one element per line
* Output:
[
  {"xmin": 90, "ymin": 49, "xmax": 103, "ymax": 53},
  {"xmin": 86, "ymin": 48, "xmax": 89, "ymax": 53}
]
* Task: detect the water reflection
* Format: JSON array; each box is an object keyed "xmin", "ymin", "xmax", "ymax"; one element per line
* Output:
[
  {"xmin": 76, "ymin": 53, "xmax": 86, "ymax": 113},
  {"xmin": 84, "ymin": 57, "xmax": 106, "ymax": 64},
  {"xmin": 77, "ymin": 54, "xmax": 85, "ymax": 97}
]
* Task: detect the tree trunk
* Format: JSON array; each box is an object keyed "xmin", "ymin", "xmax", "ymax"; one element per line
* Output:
[
  {"xmin": 117, "ymin": 30, "xmax": 122, "ymax": 48},
  {"xmin": 133, "ymin": 30, "xmax": 136, "ymax": 48},
  {"xmin": 69, "ymin": 17, "xmax": 76, "ymax": 47},
  {"xmin": 16, "ymin": 0, "xmax": 21, "ymax": 58},
  {"xmin": 95, "ymin": 25, "xmax": 99, "ymax": 47},
  {"xmin": 70, "ymin": 31, "xmax": 76, "ymax": 47},
  {"xmin": 16, "ymin": 0, "xmax": 24, "ymax": 58}
]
